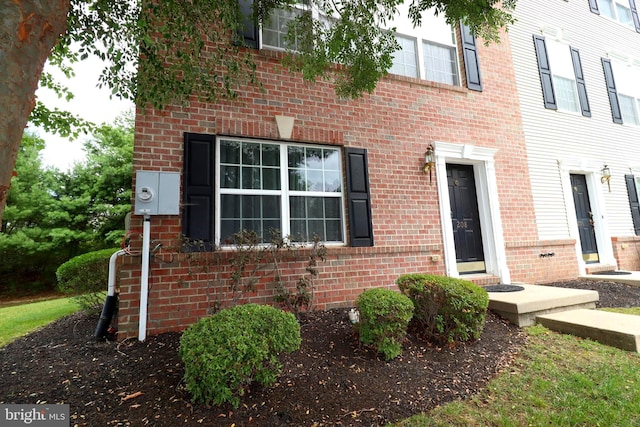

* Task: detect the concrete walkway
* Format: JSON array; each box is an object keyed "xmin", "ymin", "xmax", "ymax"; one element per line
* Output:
[{"xmin": 486, "ymin": 280, "xmax": 640, "ymax": 352}]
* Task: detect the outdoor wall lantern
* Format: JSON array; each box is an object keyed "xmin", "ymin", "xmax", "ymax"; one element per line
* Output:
[
  {"xmin": 423, "ymin": 143, "xmax": 435, "ymax": 183},
  {"xmin": 601, "ymin": 164, "xmax": 611, "ymax": 192}
]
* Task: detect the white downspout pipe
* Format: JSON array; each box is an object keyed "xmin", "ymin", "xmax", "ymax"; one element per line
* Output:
[
  {"xmin": 108, "ymin": 249, "xmax": 126, "ymax": 297},
  {"xmin": 138, "ymin": 215, "xmax": 151, "ymax": 341}
]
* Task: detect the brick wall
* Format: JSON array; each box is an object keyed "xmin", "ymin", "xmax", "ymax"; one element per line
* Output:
[{"xmin": 116, "ymin": 29, "xmax": 578, "ymax": 339}]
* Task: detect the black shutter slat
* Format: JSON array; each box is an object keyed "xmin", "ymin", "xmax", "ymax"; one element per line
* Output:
[
  {"xmin": 459, "ymin": 23, "xmax": 483, "ymax": 91},
  {"xmin": 345, "ymin": 148, "xmax": 374, "ymax": 247},
  {"xmin": 570, "ymin": 47, "xmax": 591, "ymax": 117},
  {"xmin": 626, "ymin": 175, "xmax": 640, "ymax": 235},
  {"xmin": 602, "ymin": 58, "xmax": 623, "ymax": 124},
  {"xmin": 629, "ymin": 0, "xmax": 640, "ymax": 32},
  {"xmin": 237, "ymin": 0, "xmax": 259, "ymax": 48},
  {"xmin": 533, "ymin": 35, "xmax": 557, "ymax": 110},
  {"xmin": 183, "ymin": 133, "xmax": 215, "ymax": 248},
  {"xmin": 589, "ymin": 0, "xmax": 600, "ymax": 14}
]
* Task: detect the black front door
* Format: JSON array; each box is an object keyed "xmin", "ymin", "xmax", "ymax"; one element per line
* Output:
[
  {"xmin": 447, "ymin": 164, "xmax": 485, "ymax": 273},
  {"xmin": 571, "ymin": 174, "xmax": 599, "ymax": 263}
]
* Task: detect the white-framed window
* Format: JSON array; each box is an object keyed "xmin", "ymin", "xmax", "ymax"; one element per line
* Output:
[
  {"xmin": 599, "ymin": 0, "xmax": 635, "ymax": 29},
  {"xmin": 262, "ymin": 7, "xmax": 305, "ymax": 50},
  {"xmin": 390, "ymin": 35, "xmax": 418, "ymax": 78},
  {"xmin": 611, "ymin": 60, "xmax": 640, "ymax": 125},
  {"xmin": 217, "ymin": 137, "xmax": 345, "ymax": 244},
  {"xmin": 389, "ymin": 9, "xmax": 460, "ymax": 85},
  {"xmin": 546, "ymin": 40, "xmax": 581, "ymax": 113}
]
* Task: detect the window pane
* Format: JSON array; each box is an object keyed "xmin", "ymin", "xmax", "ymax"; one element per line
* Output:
[
  {"xmin": 620, "ymin": 94, "xmax": 640, "ymax": 125},
  {"xmin": 221, "ymin": 194, "xmax": 240, "ymax": 218},
  {"xmin": 307, "ymin": 170, "xmax": 324, "ymax": 191},
  {"xmin": 616, "ymin": 3, "xmax": 634, "ymax": 27},
  {"xmin": 325, "ymin": 198, "xmax": 341, "ymax": 218},
  {"xmin": 390, "ymin": 35, "xmax": 418, "ymax": 78},
  {"xmin": 308, "ymin": 220, "xmax": 325, "ymax": 241},
  {"xmin": 289, "ymin": 169, "xmax": 306, "ymax": 191},
  {"xmin": 220, "ymin": 220, "xmax": 241, "ymax": 243},
  {"xmin": 600, "ymin": 0, "xmax": 615, "ymax": 19},
  {"xmin": 324, "ymin": 150, "xmax": 340, "ymax": 170},
  {"xmin": 262, "ymin": 145, "xmax": 280, "ymax": 166},
  {"xmin": 221, "ymin": 165, "xmax": 240, "ymax": 189},
  {"xmin": 288, "ymin": 146, "xmax": 305, "ymax": 168},
  {"xmin": 553, "ymin": 76, "xmax": 579, "ymax": 113},
  {"xmin": 263, "ymin": 167, "xmax": 281, "ymax": 190},
  {"xmin": 290, "ymin": 220, "xmax": 306, "ymax": 240},
  {"xmin": 324, "ymin": 171, "xmax": 341, "ymax": 192},
  {"xmin": 290, "ymin": 196, "xmax": 305, "ymax": 218},
  {"xmin": 263, "ymin": 195, "xmax": 281, "ymax": 219},
  {"xmin": 423, "ymin": 42, "xmax": 459, "ymax": 85},
  {"xmin": 242, "ymin": 166, "xmax": 261, "ymax": 189},
  {"xmin": 307, "ymin": 197, "xmax": 324, "ymax": 218},
  {"xmin": 242, "ymin": 143, "xmax": 260, "ymax": 165},
  {"xmin": 306, "ymin": 148, "xmax": 323, "ymax": 169},
  {"xmin": 326, "ymin": 220, "xmax": 343, "ymax": 241},
  {"xmin": 220, "ymin": 140, "xmax": 240, "ymax": 164}
]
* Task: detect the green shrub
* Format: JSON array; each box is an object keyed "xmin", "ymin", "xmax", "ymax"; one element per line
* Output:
[
  {"xmin": 56, "ymin": 248, "xmax": 120, "ymax": 312},
  {"xmin": 396, "ymin": 273, "xmax": 488, "ymax": 344},
  {"xmin": 179, "ymin": 304, "xmax": 301, "ymax": 408},
  {"xmin": 355, "ymin": 288, "xmax": 414, "ymax": 360}
]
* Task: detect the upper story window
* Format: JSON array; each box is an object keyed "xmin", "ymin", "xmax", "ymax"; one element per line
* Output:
[
  {"xmin": 545, "ymin": 40, "xmax": 581, "ymax": 113},
  {"xmin": 611, "ymin": 61, "xmax": 640, "ymax": 125},
  {"xmin": 262, "ymin": 7, "xmax": 305, "ymax": 50},
  {"xmin": 589, "ymin": 0, "xmax": 640, "ymax": 32},
  {"xmin": 600, "ymin": 0, "xmax": 635, "ymax": 28},
  {"xmin": 533, "ymin": 34, "xmax": 591, "ymax": 116},
  {"xmin": 390, "ymin": 10, "xmax": 460, "ymax": 86}
]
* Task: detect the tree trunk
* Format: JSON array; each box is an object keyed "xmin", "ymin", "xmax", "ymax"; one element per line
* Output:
[{"xmin": 0, "ymin": 0, "xmax": 70, "ymax": 228}]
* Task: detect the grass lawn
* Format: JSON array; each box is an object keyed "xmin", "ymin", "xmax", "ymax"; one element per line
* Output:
[
  {"xmin": 0, "ymin": 297, "xmax": 81, "ymax": 347},
  {"xmin": 394, "ymin": 308, "xmax": 640, "ymax": 427}
]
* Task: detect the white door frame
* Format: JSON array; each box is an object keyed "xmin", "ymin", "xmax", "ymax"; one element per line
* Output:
[
  {"xmin": 434, "ymin": 142, "xmax": 511, "ymax": 283},
  {"xmin": 558, "ymin": 159, "xmax": 616, "ymax": 275}
]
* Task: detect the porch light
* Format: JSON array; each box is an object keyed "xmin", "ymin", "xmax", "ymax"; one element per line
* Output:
[
  {"xmin": 601, "ymin": 164, "xmax": 611, "ymax": 192},
  {"xmin": 423, "ymin": 143, "xmax": 435, "ymax": 183}
]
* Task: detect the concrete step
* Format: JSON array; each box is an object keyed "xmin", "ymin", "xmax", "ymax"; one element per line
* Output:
[
  {"xmin": 537, "ymin": 309, "xmax": 640, "ymax": 352},
  {"xmin": 487, "ymin": 284, "xmax": 599, "ymax": 327}
]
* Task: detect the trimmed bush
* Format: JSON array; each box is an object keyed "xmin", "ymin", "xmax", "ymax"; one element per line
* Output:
[
  {"xmin": 355, "ymin": 288, "xmax": 414, "ymax": 360},
  {"xmin": 396, "ymin": 274, "xmax": 489, "ymax": 344},
  {"xmin": 179, "ymin": 304, "xmax": 301, "ymax": 408},
  {"xmin": 56, "ymin": 248, "xmax": 120, "ymax": 312}
]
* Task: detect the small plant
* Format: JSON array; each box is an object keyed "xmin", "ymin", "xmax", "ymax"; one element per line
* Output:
[
  {"xmin": 271, "ymin": 232, "xmax": 327, "ymax": 317},
  {"xmin": 56, "ymin": 248, "xmax": 120, "ymax": 312},
  {"xmin": 179, "ymin": 304, "xmax": 301, "ymax": 408},
  {"xmin": 396, "ymin": 273, "xmax": 489, "ymax": 344},
  {"xmin": 355, "ymin": 288, "xmax": 414, "ymax": 360}
]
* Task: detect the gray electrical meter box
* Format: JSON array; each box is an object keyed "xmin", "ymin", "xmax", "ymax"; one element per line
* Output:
[{"xmin": 134, "ymin": 171, "xmax": 180, "ymax": 215}]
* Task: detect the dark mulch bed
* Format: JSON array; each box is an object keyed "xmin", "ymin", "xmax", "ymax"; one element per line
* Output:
[{"xmin": 1, "ymin": 280, "xmax": 639, "ymax": 426}]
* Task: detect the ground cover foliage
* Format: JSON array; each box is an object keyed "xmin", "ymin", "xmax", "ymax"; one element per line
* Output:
[{"xmin": 1, "ymin": 279, "xmax": 639, "ymax": 426}]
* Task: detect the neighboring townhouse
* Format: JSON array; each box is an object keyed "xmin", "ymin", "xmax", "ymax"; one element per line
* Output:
[
  {"xmin": 116, "ymin": 2, "xmax": 549, "ymax": 338},
  {"xmin": 507, "ymin": 0, "xmax": 640, "ymax": 276}
]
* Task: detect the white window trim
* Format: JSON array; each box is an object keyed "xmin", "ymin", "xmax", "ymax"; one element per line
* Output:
[{"xmin": 214, "ymin": 136, "xmax": 347, "ymax": 246}]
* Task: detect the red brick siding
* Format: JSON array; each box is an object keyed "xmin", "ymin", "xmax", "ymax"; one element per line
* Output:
[{"xmin": 116, "ymin": 30, "xmax": 577, "ymax": 339}]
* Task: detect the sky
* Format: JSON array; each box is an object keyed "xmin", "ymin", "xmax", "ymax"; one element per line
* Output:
[{"xmin": 35, "ymin": 56, "xmax": 134, "ymax": 170}]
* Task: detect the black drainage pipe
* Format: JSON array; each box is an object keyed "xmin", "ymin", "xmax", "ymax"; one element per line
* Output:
[{"xmin": 94, "ymin": 294, "xmax": 118, "ymax": 340}]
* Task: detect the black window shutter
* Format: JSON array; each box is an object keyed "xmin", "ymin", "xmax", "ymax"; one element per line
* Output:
[
  {"xmin": 237, "ymin": 0, "xmax": 259, "ymax": 48},
  {"xmin": 630, "ymin": 0, "xmax": 640, "ymax": 32},
  {"xmin": 625, "ymin": 175, "xmax": 640, "ymax": 235},
  {"xmin": 533, "ymin": 35, "xmax": 557, "ymax": 110},
  {"xmin": 570, "ymin": 47, "xmax": 591, "ymax": 117},
  {"xmin": 345, "ymin": 148, "xmax": 374, "ymax": 247},
  {"xmin": 589, "ymin": 0, "xmax": 600, "ymax": 14},
  {"xmin": 459, "ymin": 23, "xmax": 483, "ymax": 91},
  {"xmin": 602, "ymin": 58, "xmax": 623, "ymax": 124},
  {"xmin": 183, "ymin": 133, "xmax": 216, "ymax": 248}
]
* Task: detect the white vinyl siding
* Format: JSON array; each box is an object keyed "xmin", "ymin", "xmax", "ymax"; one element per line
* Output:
[{"xmin": 509, "ymin": 0, "xmax": 640, "ymax": 240}]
